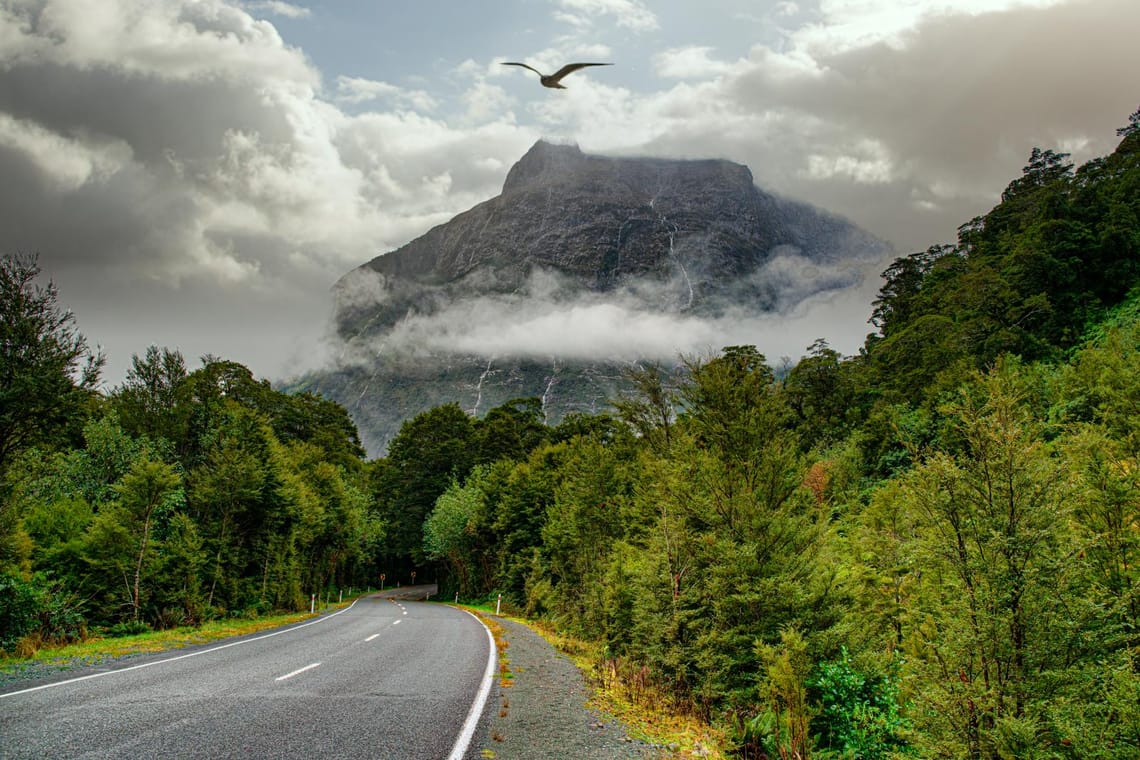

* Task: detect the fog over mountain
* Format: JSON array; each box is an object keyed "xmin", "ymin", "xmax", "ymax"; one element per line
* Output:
[{"xmin": 299, "ymin": 141, "xmax": 891, "ymax": 453}]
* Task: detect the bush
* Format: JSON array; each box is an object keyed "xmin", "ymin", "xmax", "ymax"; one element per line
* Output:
[
  {"xmin": 0, "ymin": 573, "xmax": 85, "ymax": 654},
  {"xmin": 809, "ymin": 648, "xmax": 912, "ymax": 759},
  {"xmin": 0, "ymin": 573, "xmax": 42, "ymax": 651},
  {"xmin": 105, "ymin": 620, "xmax": 152, "ymax": 637}
]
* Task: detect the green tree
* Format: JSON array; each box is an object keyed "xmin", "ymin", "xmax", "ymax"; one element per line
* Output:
[
  {"xmin": 784, "ymin": 339, "xmax": 859, "ymax": 446},
  {"xmin": 887, "ymin": 360, "xmax": 1078, "ymax": 757},
  {"xmin": 473, "ymin": 397, "xmax": 547, "ymax": 464},
  {"xmin": 114, "ymin": 459, "xmax": 184, "ymax": 622},
  {"xmin": 424, "ymin": 467, "xmax": 491, "ymax": 598},
  {"xmin": 0, "ymin": 254, "xmax": 102, "ymax": 480},
  {"xmin": 611, "ymin": 362, "xmax": 677, "ymax": 454},
  {"xmin": 187, "ymin": 411, "xmax": 267, "ymax": 609},
  {"xmin": 539, "ymin": 434, "xmax": 636, "ymax": 634},
  {"xmin": 372, "ymin": 403, "xmax": 475, "ymax": 573},
  {"xmin": 150, "ymin": 512, "xmax": 207, "ymax": 627},
  {"xmin": 112, "ymin": 346, "xmax": 189, "ymax": 448},
  {"xmin": 869, "ymin": 246, "xmax": 957, "ymax": 338},
  {"xmin": 6, "ymin": 415, "xmax": 145, "ymax": 580}
]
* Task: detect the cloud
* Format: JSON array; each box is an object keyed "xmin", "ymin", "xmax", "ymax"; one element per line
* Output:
[
  {"xmin": 244, "ymin": 1, "xmax": 310, "ymax": 19},
  {"xmin": 335, "ymin": 76, "xmax": 439, "ymax": 111},
  {"xmin": 654, "ymin": 46, "xmax": 735, "ymax": 80},
  {"xmin": 2, "ymin": 0, "xmax": 1136, "ymax": 390},
  {"xmin": 337, "ymin": 233, "xmax": 887, "ymax": 368},
  {"xmin": 555, "ymin": 0, "xmax": 658, "ymax": 32},
  {"xmin": 536, "ymin": 0, "xmax": 1140, "ymax": 255},
  {"xmin": 0, "ymin": 0, "xmax": 533, "ymax": 383}
]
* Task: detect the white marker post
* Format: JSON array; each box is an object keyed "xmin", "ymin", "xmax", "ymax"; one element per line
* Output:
[
  {"xmin": 310, "ymin": 593, "xmax": 315, "ymax": 614},
  {"xmin": 496, "ymin": 593, "xmax": 502, "ymax": 615}
]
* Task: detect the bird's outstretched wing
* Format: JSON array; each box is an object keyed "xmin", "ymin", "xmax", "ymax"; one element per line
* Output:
[
  {"xmin": 500, "ymin": 62, "xmax": 543, "ymax": 77},
  {"xmin": 548, "ymin": 62, "xmax": 612, "ymax": 84}
]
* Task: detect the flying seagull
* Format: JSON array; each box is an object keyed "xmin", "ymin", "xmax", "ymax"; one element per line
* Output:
[{"xmin": 500, "ymin": 61, "xmax": 612, "ymax": 89}]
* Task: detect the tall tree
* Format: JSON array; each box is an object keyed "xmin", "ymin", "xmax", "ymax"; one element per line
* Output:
[
  {"xmin": 373, "ymin": 403, "xmax": 475, "ymax": 573},
  {"xmin": 0, "ymin": 254, "xmax": 102, "ymax": 478},
  {"xmin": 112, "ymin": 346, "xmax": 189, "ymax": 447},
  {"xmin": 885, "ymin": 359, "xmax": 1079, "ymax": 757},
  {"xmin": 114, "ymin": 459, "xmax": 184, "ymax": 622}
]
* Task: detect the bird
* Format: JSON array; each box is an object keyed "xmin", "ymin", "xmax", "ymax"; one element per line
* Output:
[{"xmin": 499, "ymin": 61, "xmax": 612, "ymax": 89}]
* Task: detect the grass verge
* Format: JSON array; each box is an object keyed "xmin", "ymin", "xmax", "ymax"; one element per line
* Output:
[{"xmin": 0, "ymin": 601, "xmax": 359, "ymax": 677}]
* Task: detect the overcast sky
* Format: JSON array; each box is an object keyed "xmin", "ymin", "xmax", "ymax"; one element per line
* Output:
[{"xmin": 1, "ymin": 0, "xmax": 1137, "ymax": 386}]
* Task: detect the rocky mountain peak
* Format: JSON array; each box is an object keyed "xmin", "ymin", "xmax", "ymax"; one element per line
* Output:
[
  {"xmin": 315, "ymin": 140, "xmax": 889, "ymax": 453},
  {"xmin": 501, "ymin": 140, "xmax": 588, "ymax": 194}
]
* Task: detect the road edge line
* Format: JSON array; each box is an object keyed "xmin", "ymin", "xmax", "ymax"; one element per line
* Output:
[
  {"xmin": 0, "ymin": 597, "xmax": 362, "ymax": 699},
  {"xmin": 446, "ymin": 609, "xmax": 497, "ymax": 760}
]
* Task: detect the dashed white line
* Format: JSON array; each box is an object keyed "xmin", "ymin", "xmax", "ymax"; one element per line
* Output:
[
  {"xmin": 393, "ymin": 619, "xmax": 402, "ymax": 625},
  {"xmin": 365, "ymin": 633, "xmax": 380, "ymax": 642},
  {"xmin": 275, "ymin": 662, "xmax": 320, "ymax": 681}
]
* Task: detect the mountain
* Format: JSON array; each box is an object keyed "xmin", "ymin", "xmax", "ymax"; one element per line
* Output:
[{"xmin": 297, "ymin": 140, "xmax": 890, "ymax": 454}]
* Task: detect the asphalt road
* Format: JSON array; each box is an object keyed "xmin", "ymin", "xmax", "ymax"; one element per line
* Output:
[{"xmin": 0, "ymin": 589, "xmax": 496, "ymax": 760}]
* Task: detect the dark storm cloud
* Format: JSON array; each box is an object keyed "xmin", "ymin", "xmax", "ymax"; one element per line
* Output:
[{"xmin": 723, "ymin": 0, "xmax": 1140, "ymax": 250}]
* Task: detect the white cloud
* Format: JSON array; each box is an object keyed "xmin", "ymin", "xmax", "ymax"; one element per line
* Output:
[
  {"xmin": 804, "ymin": 139, "xmax": 895, "ymax": 184},
  {"xmin": 800, "ymin": 0, "xmax": 1070, "ymax": 53},
  {"xmin": 654, "ymin": 46, "xmax": 735, "ymax": 80},
  {"xmin": 244, "ymin": 1, "xmax": 310, "ymax": 19},
  {"xmin": 556, "ymin": 0, "xmax": 658, "ymax": 32},
  {"xmin": 0, "ymin": 114, "xmax": 133, "ymax": 190},
  {"xmin": 0, "ymin": 0, "xmax": 532, "ymax": 382},
  {"xmin": 335, "ymin": 76, "xmax": 439, "ymax": 111}
]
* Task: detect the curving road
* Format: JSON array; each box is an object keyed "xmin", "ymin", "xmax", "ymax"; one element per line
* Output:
[{"xmin": 0, "ymin": 589, "xmax": 496, "ymax": 760}]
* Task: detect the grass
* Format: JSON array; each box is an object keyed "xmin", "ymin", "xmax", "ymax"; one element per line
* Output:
[{"xmin": 0, "ymin": 600, "xmax": 360, "ymax": 675}]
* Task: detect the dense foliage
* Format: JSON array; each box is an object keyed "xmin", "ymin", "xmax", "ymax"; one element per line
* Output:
[
  {"xmin": 0, "ymin": 270, "xmax": 383, "ymax": 641},
  {"xmin": 3, "ymin": 109, "xmax": 1138, "ymax": 758}
]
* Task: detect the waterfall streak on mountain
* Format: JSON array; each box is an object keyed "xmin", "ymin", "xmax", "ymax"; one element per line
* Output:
[
  {"xmin": 540, "ymin": 362, "xmax": 558, "ymax": 424},
  {"xmin": 656, "ymin": 211, "xmax": 693, "ymax": 309},
  {"xmin": 470, "ymin": 358, "xmax": 494, "ymax": 416}
]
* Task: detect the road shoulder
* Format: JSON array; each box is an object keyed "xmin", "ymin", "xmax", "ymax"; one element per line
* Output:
[{"xmin": 477, "ymin": 617, "xmax": 655, "ymax": 759}]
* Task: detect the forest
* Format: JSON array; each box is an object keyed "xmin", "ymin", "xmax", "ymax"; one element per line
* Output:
[{"xmin": 3, "ymin": 108, "xmax": 1139, "ymax": 758}]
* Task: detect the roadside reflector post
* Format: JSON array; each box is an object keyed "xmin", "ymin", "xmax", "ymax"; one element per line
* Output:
[
  {"xmin": 496, "ymin": 593, "xmax": 502, "ymax": 615},
  {"xmin": 310, "ymin": 593, "xmax": 315, "ymax": 614},
  {"xmin": 339, "ymin": 589, "xmax": 343, "ymax": 604}
]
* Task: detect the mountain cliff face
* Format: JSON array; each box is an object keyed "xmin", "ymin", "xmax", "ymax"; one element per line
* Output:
[{"xmin": 300, "ymin": 141, "xmax": 889, "ymax": 454}]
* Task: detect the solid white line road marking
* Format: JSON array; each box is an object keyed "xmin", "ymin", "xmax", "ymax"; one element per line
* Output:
[
  {"xmin": 446, "ymin": 611, "xmax": 497, "ymax": 760},
  {"xmin": 276, "ymin": 662, "xmax": 321, "ymax": 681},
  {"xmin": 0, "ymin": 598, "xmax": 363, "ymax": 700},
  {"xmin": 365, "ymin": 634, "xmax": 380, "ymax": 642}
]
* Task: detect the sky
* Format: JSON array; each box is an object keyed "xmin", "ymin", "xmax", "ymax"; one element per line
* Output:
[{"xmin": 1, "ymin": 0, "xmax": 1137, "ymax": 387}]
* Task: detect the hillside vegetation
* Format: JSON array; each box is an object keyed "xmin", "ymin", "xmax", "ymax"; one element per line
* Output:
[{"xmin": 2, "ymin": 109, "xmax": 1139, "ymax": 758}]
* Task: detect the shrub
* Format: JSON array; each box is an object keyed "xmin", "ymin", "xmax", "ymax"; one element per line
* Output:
[
  {"xmin": 809, "ymin": 648, "xmax": 912, "ymax": 759},
  {"xmin": 105, "ymin": 620, "xmax": 151, "ymax": 637},
  {"xmin": 0, "ymin": 573, "xmax": 42, "ymax": 652}
]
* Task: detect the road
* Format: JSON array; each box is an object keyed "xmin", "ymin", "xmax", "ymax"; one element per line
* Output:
[{"xmin": 0, "ymin": 589, "xmax": 496, "ymax": 760}]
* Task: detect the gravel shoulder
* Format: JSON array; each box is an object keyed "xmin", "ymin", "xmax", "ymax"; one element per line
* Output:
[{"xmin": 476, "ymin": 617, "xmax": 659, "ymax": 760}]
